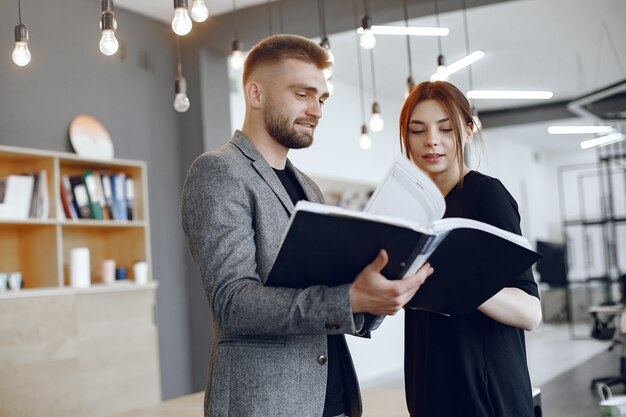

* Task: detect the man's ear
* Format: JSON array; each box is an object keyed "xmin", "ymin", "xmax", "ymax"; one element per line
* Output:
[{"xmin": 245, "ymin": 81, "xmax": 262, "ymax": 109}]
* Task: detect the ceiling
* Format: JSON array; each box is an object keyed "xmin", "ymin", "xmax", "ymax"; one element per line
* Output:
[{"xmin": 115, "ymin": 0, "xmax": 626, "ymax": 153}]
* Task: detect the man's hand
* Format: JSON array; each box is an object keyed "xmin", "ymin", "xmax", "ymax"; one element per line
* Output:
[{"xmin": 349, "ymin": 249, "xmax": 433, "ymax": 316}]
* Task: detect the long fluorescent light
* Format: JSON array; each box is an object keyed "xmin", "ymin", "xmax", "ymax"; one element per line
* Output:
[
  {"xmin": 357, "ymin": 25, "xmax": 449, "ymax": 36},
  {"xmin": 548, "ymin": 125, "xmax": 615, "ymax": 134},
  {"xmin": 580, "ymin": 132, "xmax": 624, "ymax": 149},
  {"xmin": 467, "ymin": 90, "xmax": 554, "ymax": 100},
  {"xmin": 431, "ymin": 51, "xmax": 485, "ymax": 81}
]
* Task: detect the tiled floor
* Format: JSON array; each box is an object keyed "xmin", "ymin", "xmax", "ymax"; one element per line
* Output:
[{"xmin": 361, "ymin": 322, "xmax": 619, "ymax": 417}]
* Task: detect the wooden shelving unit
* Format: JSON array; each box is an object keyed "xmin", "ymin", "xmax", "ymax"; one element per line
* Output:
[
  {"xmin": 0, "ymin": 144, "xmax": 152, "ymax": 289},
  {"xmin": 0, "ymin": 144, "xmax": 160, "ymax": 417}
]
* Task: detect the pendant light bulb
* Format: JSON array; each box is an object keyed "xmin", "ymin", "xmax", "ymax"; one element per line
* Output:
[
  {"xmin": 430, "ymin": 54, "xmax": 449, "ymax": 81},
  {"xmin": 12, "ymin": 24, "xmax": 30, "ymax": 66},
  {"xmin": 326, "ymin": 78, "xmax": 335, "ymax": 97},
  {"xmin": 172, "ymin": 0, "xmax": 192, "ymax": 36},
  {"xmin": 230, "ymin": 39, "xmax": 244, "ymax": 70},
  {"xmin": 359, "ymin": 125, "xmax": 372, "ymax": 150},
  {"xmin": 320, "ymin": 37, "xmax": 335, "ymax": 80},
  {"xmin": 190, "ymin": 0, "xmax": 209, "ymax": 22},
  {"xmin": 405, "ymin": 76, "xmax": 415, "ymax": 99},
  {"xmin": 99, "ymin": 30, "xmax": 119, "ymax": 55},
  {"xmin": 359, "ymin": 16, "xmax": 376, "ymax": 50},
  {"xmin": 99, "ymin": 12, "xmax": 118, "ymax": 55},
  {"xmin": 369, "ymin": 102, "xmax": 384, "ymax": 132},
  {"xmin": 174, "ymin": 76, "xmax": 191, "ymax": 112}
]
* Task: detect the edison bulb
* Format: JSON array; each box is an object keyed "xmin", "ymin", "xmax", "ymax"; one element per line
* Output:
[
  {"xmin": 360, "ymin": 29, "xmax": 376, "ymax": 50},
  {"xmin": 369, "ymin": 112, "xmax": 384, "ymax": 132},
  {"xmin": 230, "ymin": 49, "xmax": 244, "ymax": 70},
  {"xmin": 12, "ymin": 41, "xmax": 31, "ymax": 66},
  {"xmin": 99, "ymin": 30, "xmax": 119, "ymax": 55},
  {"xmin": 190, "ymin": 0, "xmax": 209, "ymax": 22},
  {"xmin": 322, "ymin": 48, "xmax": 335, "ymax": 80},
  {"xmin": 326, "ymin": 79, "xmax": 335, "ymax": 97},
  {"xmin": 172, "ymin": 8, "xmax": 192, "ymax": 35},
  {"xmin": 359, "ymin": 132, "xmax": 372, "ymax": 150},
  {"xmin": 174, "ymin": 93, "xmax": 190, "ymax": 112}
]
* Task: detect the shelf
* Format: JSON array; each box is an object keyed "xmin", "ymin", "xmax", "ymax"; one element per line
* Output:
[
  {"xmin": 0, "ymin": 144, "xmax": 152, "ymax": 291},
  {"xmin": 60, "ymin": 220, "xmax": 146, "ymax": 228},
  {"xmin": 0, "ymin": 281, "xmax": 158, "ymax": 299}
]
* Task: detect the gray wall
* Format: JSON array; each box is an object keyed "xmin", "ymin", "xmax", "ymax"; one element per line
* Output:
[
  {"xmin": 0, "ymin": 0, "xmax": 194, "ymax": 400},
  {"xmin": 0, "ymin": 0, "xmax": 515, "ymax": 401}
]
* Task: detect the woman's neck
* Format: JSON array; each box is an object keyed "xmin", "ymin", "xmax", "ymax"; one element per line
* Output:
[{"xmin": 430, "ymin": 165, "xmax": 471, "ymax": 196}]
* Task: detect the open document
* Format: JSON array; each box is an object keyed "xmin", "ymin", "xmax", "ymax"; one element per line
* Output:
[{"xmin": 266, "ymin": 156, "xmax": 540, "ymax": 318}]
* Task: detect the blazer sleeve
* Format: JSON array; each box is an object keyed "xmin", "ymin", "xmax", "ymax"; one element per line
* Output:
[{"xmin": 182, "ymin": 152, "xmax": 361, "ymax": 336}]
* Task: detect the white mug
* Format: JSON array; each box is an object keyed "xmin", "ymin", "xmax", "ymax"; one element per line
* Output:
[
  {"xmin": 133, "ymin": 261, "xmax": 149, "ymax": 285},
  {"xmin": 8, "ymin": 272, "xmax": 22, "ymax": 290}
]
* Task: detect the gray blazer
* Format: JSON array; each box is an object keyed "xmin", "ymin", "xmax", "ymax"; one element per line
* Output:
[{"xmin": 182, "ymin": 131, "xmax": 363, "ymax": 417}]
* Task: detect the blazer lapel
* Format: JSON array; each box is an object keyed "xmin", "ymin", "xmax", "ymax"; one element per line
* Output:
[
  {"xmin": 231, "ymin": 131, "xmax": 295, "ymax": 215},
  {"xmin": 286, "ymin": 160, "xmax": 322, "ymax": 204}
]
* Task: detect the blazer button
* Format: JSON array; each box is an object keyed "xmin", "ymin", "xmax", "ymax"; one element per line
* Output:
[
  {"xmin": 317, "ymin": 355, "xmax": 327, "ymax": 365},
  {"xmin": 325, "ymin": 320, "xmax": 341, "ymax": 330}
]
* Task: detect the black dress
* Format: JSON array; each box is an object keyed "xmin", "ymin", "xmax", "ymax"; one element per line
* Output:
[{"xmin": 404, "ymin": 171, "xmax": 539, "ymax": 417}]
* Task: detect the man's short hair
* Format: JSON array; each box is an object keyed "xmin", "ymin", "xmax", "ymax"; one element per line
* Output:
[{"xmin": 242, "ymin": 34, "xmax": 331, "ymax": 84}]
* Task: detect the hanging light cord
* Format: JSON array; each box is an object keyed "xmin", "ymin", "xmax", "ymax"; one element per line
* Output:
[
  {"xmin": 434, "ymin": 0, "xmax": 443, "ymax": 57},
  {"xmin": 362, "ymin": 0, "xmax": 369, "ymax": 16},
  {"xmin": 317, "ymin": 0, "xmax": 327, "ymax": 39},
  {"xmin": 278, "ymin": 0, "xmax": 284, "ymax": 33},
  {"xmin": 369, "ymin": 49, "xmax": 378, "ymax": 102},
  {"xmin": 18, "ymin": 0, "xmax": 23, "ymax": 24},
  {"xmin": 462, "ymin": 0, "xmax": 474, "ymax": 91},
  {"xmin": 267, "ymin": 0, "xmax": 273, "ymax": 36},
  {"xmin": 354, "ymin": 0, "xmax": 366, "ymax": 124},
  {"xmin": 232, "ymin": 0, "xmax": 239, "ymax": 39},
  {"xmin": 176, "ymin": 37, "xmax": 183, "ymax": 77},
  {"xmin": 402, "ymin": 0, "xmax": 413, "ymax": 79}
]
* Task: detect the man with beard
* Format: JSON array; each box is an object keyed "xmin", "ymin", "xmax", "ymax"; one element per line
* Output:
[{"xmin": 181, "ymin": 34, "xmax": 433, "ymax": 417}]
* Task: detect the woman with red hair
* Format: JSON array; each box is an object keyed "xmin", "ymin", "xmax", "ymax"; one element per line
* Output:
[{"xmin": 399, "ymin": 81, "xmax": 542, "ymax": 417}]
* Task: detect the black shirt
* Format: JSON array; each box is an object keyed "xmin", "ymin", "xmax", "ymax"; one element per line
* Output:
[
  {"xmin": 273, "ymin": 167, "xmax": 347, "ymax": 417},
  {"xmin": 405, "ymin": 171, "xmax": 539, "ymax": 417}
]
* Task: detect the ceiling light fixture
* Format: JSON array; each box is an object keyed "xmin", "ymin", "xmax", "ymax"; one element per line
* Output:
[
  {"xmin": 357, "ymin": 25, "xmax": 448, "ymax": 37},
  {"xmin": 402, "ymin": 0, "xmax": 415, "ymax": 98},
  {"xmin": 190, "ymin": 0, "xmax": 209, "ymax": 23},
  {"xmin": 368, "ymin": 48, "xmax": 384, "ymax": 132},
  {"xmin": 229, "ymin": 0, "xmax": 244, "ymax": 70},
  {"xmin": 548, "ymin": 126, "xmax": 615, "ymax": 134},
  {"xmin": 174, "ymin": 38, "xmax": 190, "ymax": 113},
  {"xmin": 461, "ymin": 0, "xmax": 481, "ymax": 132},
  {"xmin": 431, "ymin": 51, "xmax": 485, "ymax": 81},
  {"xmin": 317, "ymin": 0, "xmax": 334, "ymax": 80},
  {"xmin": 354, "ymin": 0, "xmax": 371, "ymax": 150},
  {"xmin": 359, "ymin": 0, "xmax": 375, "ymax": 50},
  {"xmin": 580, "ymin": 132, "xmax": 624, "ymax": 149},
  {"xmin": 12, "ymin": 0, "xmax": 31, "ymax": 67},
  {"xmin": 466, "ymin": 90, "xmax": 554, "ymax": 100},
  {"xmin": 99, "ymin": 0, "xmax": 119, "ymax": 56},
  {"xmin": 172, "ymin": 0, "xmax": 192, "ymax": 36}
]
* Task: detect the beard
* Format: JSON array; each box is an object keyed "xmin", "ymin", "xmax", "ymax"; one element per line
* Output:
[{"xmin": 263, "ymin": 100, "xmax": 316, "ymax": 150}]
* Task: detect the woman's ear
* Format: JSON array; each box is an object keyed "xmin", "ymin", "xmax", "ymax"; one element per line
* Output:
[
  {"xmin": 464, "ymin": 124, "xmax": 474, "ymax": 144},
  {"xmin": 245, "ymin": 81, "xmax": 262, "ymax": 109}
]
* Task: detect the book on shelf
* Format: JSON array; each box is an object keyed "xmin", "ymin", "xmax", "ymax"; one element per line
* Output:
[
  {"xmin": 60, "ymin": 175, "xmax": 78, "ymax": 219},
  {"xmin": 28, "ymin": 169, "xmax": 49, "ymax": 220},
  {"xmin": 69, "ymin": 175, "xmax": 92, "ymax": 219},
  {"xmin": 99, "ymin": 171, "xmax": 115, "ymax": 220},
  {"xmin": 111, "ymin": 173, "xmax": 128, "ymax": 220},
  {"xmin": 125, "ymin": 176, "xmax": 135, "ymax": 221},
  {"xmin": 83, "ymin": 171, "xmax": 104, "ymax": 220},
  {"xmin": 0, "ymin": 175, "xmax": 35, "ymax": 220},
  {"xmin": 266, "ymin": 155, "xmax": 541, "ymax": 320}
]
